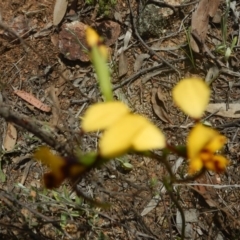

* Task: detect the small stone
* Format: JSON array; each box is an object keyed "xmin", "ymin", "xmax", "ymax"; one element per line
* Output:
[{"xmin": 137, "ymin": 4, "xmax": 172, "ymax": 38}]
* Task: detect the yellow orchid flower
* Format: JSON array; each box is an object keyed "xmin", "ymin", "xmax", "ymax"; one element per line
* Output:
[
  {"xmin": 82, "ymin": 101, "xmax": 166, "ymax": 158},
  {"xmin": 187, "ymin": 124, "xmax": 229, "ymax": 174},
  {"xmin": 172, "ymin": 78, "xmax": 210, "ymax": 119},
  {"xmin": 34, "ymin": 146, "xmax": 85, "ymax": 189}
]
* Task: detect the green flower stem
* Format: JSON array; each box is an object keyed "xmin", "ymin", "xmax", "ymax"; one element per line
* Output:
[{"xmin": 91, "ymin": 46, "xmax": 113, "ymax": 101}]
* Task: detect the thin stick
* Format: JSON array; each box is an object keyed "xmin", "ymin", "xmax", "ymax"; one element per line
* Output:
[{"xmin": 0, "ymin": 103, "xmax": 72, "ymax": 155}]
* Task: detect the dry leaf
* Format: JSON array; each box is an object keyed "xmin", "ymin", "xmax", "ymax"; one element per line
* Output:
[
  {"xmin": 141, "ymin": 195, "xmax": 161, "ymax": 217},
  {"xmin": 194, "ymin": 174, "xmax": 218, "ymax": 208},
  {"xmin": 14, "ymin": 90, "xmax": 51, "ymax": 112},
  {"xmin": 118, "ymin": 51, "xmax": 128, "ymax": 78},
  {"xmin": 205, "ymin": 65, "xmax": 219, "ymax": 85},
  {"xmin": 212, "ymin": 9, "xmax": 222, "ymax": 24},
  {"xmin": 123, "ymin": 29, "xmax": 132, "ymax": 50},
  {"xmin": 53, "ymin": 0, "xmax": 68, "ymax": 26},
  {"xmin": 134, "ymin": 54, "xmax": 150, "ymax": 72},
  {"xmin": 194, "ymin": 174, "xmax": 240, "ymax": 229},
  {"xmin": 208, "ymin": 0, "xmax": 221, "ymax": 17},
  {"xmin": 114, "ymin": 11, "xmax": 123, "ymax": 22},
  {"xmin": 47, "ymin": 87, "xmax": 60, "ymax": 126},
  {"xmin": 151, "ymin": 87, "xmax": 172, "ymax": 123},
  {"xmin": 230, "ymin": 1, "xmax": 239, "ymax": 24},
  {"xmin": 3, "ymin": 123, "xmax": 17, "ymax": 151},
  {"xmin": 206, "ymin": 103, "xmax": 240, "ymax": 118},
  {"xmin": 191, "ymin": 0, "xmax": 220, "ymax": 52},
  {"xmin": 51, "ymin": 33, "xmax": 59, "ymax": 47}
]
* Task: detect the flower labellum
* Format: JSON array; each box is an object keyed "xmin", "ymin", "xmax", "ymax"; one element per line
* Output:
[{"xmin": 187, "ymin": 124, "xmax": 229, "ymax": 174}]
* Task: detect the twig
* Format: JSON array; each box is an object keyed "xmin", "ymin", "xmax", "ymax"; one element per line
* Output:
[
  {"xmin": 0, "ymin": 103, "xmax": 72, "ymax": 156},
  {"xmin": 113, "ymin": 57, "xmax": 185, "ymax": 91},
  {"xmin": 163, "ymin": 179, "xmax": 185, "ymax": 240},
  {"xmin": 216, "ymin": 119, "xmax": 240, "ymax": 129},
  {"xmin": 174, "ymin": 183, "xmax": 240, "ymax": 188}
]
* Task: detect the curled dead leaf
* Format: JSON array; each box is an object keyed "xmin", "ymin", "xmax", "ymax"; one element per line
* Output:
[
  {"xmin": 191, "ymin": 0, "xmax": 220, "ymax": 52},
  {"xmin": 151, "ymin": 87, "xmax": 172, "ymax": 123}
]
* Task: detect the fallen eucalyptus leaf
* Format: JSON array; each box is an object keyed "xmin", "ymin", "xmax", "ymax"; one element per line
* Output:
[
  {"xmin": 134, "ymin": 54, "xmax": 150, "ymax": 72},
  {"xmin": 206, "ymin": 103, "xmax": 240, "ymax": 118},
  {"xmin": 3, "ymin": 123, "xmax": 17, "ymax": 151},
  {"xmin": 53, "ymin": 0, "xmax": 68, "ymax": 26},
  {"xmin": 14, "ymin": 90, "xmax": 51, "ymax": 112},
  {"xmin": 191, "ymin": 0, "xmax": 220, "ymax": 52},
  {"xmin": 118, "ymin": 51, "xmax": 128, "ymax": 78},
  {"xmin": 123, "ymin": 29, "xmax": 132, "ymax": 50}
]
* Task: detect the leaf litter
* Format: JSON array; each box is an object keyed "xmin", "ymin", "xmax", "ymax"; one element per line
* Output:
[{"xmin": 0, "ymin": 0, "xmax": 240, "ymax": 239}]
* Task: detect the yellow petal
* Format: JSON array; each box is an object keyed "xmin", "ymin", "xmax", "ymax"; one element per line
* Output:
[
  {"xmin": 188, "ymin": 157, "xmax": 203, "ymax": 174},
  {"xmin": 205, "ymin": 135, "xmax": 227, "ymax": 152},
  {"xmin": 81, "ymin": 102, "xmax": 130, "ymax": 132},
  {"xmin": 86, "ymin": 27, "xmax": 100, "ymax": 47},
  {"xmin": 132, "ymin": 122, "xmax": 166, "ymax": 151},
  {"xmin": 99, "ymin": 114, "xmax": 148, "ymax": 158},
  {"xmin": 203, "ymin": 159, "xmax": 215, "ymax": 171},
  {"xmin": 172, "ymin": 78, "xmax": 210, "ymax": 118},
  {"xmin": 187, "ymin": 124, "xmax": 219, "ymax": 159}
]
